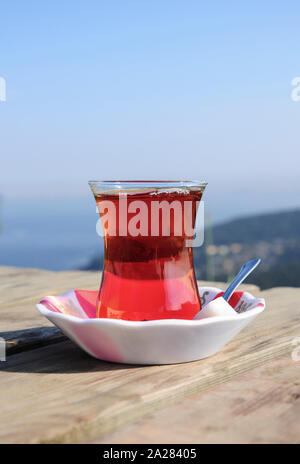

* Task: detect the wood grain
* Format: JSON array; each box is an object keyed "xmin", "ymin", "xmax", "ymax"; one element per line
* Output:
[
  {"xmin": 0, "ymin": 284, "xmax": 299, "ymax": 444},
  {"xmin": 0, "ymin": 266, "xmax": 100, "ymax": 309},
  {"xmin": 93, "ymin": 354, "xmax": 300, "ymax": 444}
]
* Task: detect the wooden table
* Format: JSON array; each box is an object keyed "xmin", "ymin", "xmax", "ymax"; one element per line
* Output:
[{"xmin": 0, "ymin": 266, "xmax": 300, "ymax": 444}]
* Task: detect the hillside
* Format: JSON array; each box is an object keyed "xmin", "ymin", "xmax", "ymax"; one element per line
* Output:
[
  {"xmin": 195, "ymin": 208, "xmax": 300, "ymax": 289},
  {"xmin": 212, "ymin": 209, "xmax": 300, "ymax": 244}
]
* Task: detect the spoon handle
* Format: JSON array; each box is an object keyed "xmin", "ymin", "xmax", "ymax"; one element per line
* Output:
[{"xmin": 222, "ymin": 258, "xmax": 261, "ymax": 302}]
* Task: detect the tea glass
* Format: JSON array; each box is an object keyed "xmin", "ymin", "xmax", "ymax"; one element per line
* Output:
[{"xmin": 89, "ymin": 180, "xmax": 207, "ymax": 321}]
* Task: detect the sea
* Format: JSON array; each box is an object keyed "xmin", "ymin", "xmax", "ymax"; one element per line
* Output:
[{"xmin": 0, "ymin": 196, "xmax": 102, "ymax": 271}]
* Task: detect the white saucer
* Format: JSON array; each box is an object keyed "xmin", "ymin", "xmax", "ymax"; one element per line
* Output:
[{"xmin": 36, "ymin": 287, "xmax": 265, "ymax": 365}]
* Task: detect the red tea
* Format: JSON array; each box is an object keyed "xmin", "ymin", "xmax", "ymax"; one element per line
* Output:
[{"xmin": 94, "ymin": 189, "xmax": 203, "ymax": 320}]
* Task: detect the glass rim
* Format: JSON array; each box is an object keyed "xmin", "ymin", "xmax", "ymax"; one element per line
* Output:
[{"xmin": 88, "ymin": 180, "xmax": 207, "ymax": 195}]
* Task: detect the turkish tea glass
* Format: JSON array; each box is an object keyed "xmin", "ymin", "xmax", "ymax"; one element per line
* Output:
[{"xmin": 89, "ymin": 180, "xmax": 207, "ymax": 320}]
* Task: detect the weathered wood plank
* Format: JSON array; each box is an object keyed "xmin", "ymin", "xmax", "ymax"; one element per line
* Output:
[
  {"xmin": 0, "ymin": 266, "xmax": 100, "ymax": 308},
  {"xmin": 93, "ymin": 354, "xmax": 300, "ymax": 444},
  {"xmin": 2, "ymin": 327, "xmax": 66, "ymax": 355},
  {"xmin": 0, "ymin": 286, "xmax": 299, "ymax": 444}
]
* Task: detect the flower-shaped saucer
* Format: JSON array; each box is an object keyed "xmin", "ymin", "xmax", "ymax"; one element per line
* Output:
[{"xmin": 36, "ymin": 287, "xmax": 265, "ymax": 365}]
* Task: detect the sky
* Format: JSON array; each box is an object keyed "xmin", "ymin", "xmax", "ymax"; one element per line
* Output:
[{"xmin": 1, "ymin": 1, "xmax": 300, "ymax": 221}]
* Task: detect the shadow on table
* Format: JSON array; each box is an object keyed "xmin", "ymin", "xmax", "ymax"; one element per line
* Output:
[{"xmin": 0, "ymin": 327, "xmax": 144, "ymax": 374}]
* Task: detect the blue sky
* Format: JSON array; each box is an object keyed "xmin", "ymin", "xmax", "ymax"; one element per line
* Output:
[{"xmin": 1, "ymin": 1, "xmax": 300, "ymax": 219}]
